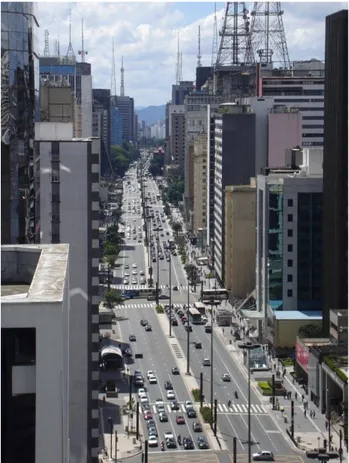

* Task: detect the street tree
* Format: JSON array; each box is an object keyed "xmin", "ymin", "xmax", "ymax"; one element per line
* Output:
[
  {"xmin": 104, "ymin": 290, "xmax": 124, "ymax": 310},
  {"xmin": 172, "ymin": 221, "xmax": 182, "ymax": 237}
]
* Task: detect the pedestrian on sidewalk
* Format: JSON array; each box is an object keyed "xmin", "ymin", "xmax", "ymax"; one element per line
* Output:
[{"xmin": 295, "ymin": 392, "xmax": 298, "ymax": 400}]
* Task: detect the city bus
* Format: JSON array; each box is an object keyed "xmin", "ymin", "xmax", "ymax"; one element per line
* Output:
[
  {"xmin": 122, "ymin": 288, "xmax": 161, "ymax": 299},
  {"xmin": 193, "ymin": 302, "xmax": 206, "ymax": 315},
  {"xmin": 201, "ymin": 288, "xmax": 229, "ymax": 302},
  {"xmin": 188, "ymin": 308, "xmax": 202, "ymax": 324}
]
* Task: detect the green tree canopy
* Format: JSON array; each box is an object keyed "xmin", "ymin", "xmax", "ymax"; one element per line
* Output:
[
  {"xmin": 172, "ymin": 221, "xmax": 182, "ymax": 237},
  {"xmin": 104, "ymin": 290, "xmax": 124, "ymax": 309}
]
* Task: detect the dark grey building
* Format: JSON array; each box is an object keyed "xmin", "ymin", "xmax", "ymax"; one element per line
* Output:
[
  {"xmin": 322, "ymin": 10, "xmax": 348, "ymax": 338},
  {"xmin": 172, "ymin": 81, "xmax": 194, "ymax": 105},
  {"xmin": 114, "ymin": 95, "xmax": 134, "ymax": 143},
  {"xmin": 93, "ymin": 88, "xmax": 111, "ymax": 176},
  {"xmin": 213, "ymin": 105, "xmax": 256, "ymax": 284},
  {"xmin": 196, "ymin": 66, "xmax": 212, "ymax": 91},
  {"xmin": 1, "ymin": 2, "xmax": 39, "ymax": 244}
]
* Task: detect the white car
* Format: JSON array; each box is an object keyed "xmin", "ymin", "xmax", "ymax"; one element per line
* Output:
[
  {"xmin": 201, "ymin": 315, "xmax": 208, "ymax": 323},
  {"xmin": 138, "ymin": 388, "xmax": 147, "ymax": 397},
  {"xmin": 132, "ymin": 278, "xmax": 137, "ymax": 284},
  {"xmin": 164, "ymin": 431, "xmax": 174, "ymax": 441},
  {"xmin": 148, "ymin": 375, "xmax": 157, "ymax": 384},
  {"xmin": 132, "ymin": 270, "xmax": 137, "ymax": 275},
  {"xmin": 155, "ymin": 398, "xmax": 164, "ymax": 406},
  {"xmin": 140, "ymin": 270, "xmax": 145, "ymax": 275},
  {"xmin": 166, "ymin": 390, "xmax": 175, "ymax": 400},
  {"xmin": 147, "ymin": 370, "xmax": 155, "ymax": 379},
  {"xmin": 132, "ymin": 264, "xmax": 137, "ymax": 268},
  {"xmin": 185, "ymin": 400, "xmax": 193, "ymax": 410},
  {"xmin": 140, "ymin": 395, "xmax": 148, "ymax": 404},
  {"xmin": 123, "ymin": 279, "xmax": 129, "ymax": 285},
  {"xmin": 124, "ymin": 272, "xmax": 130, "ymax": 277},
  {"xmin": 148, "ymin": 435, "xmax": 158, "ymax": 447}
]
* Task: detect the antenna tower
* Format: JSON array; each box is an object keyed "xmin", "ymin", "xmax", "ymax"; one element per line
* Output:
[
  {"xmin": 111, "ymin": 37, "xmax": 117, "ymax": 98},
  {"xmin": 53, "ymin": 39, "xmax": 58, "ymax": 56},
  {"xmin": 57, "ymin": 29, "xmax": 60, "ymax": 57},
  {"xmin": 175, "ymin": 30, "xmax": 181, "ymax": 84},
  {"xmin": 44, "ymin": 30, "xmax": 50, "ymax": 56},
  {"xmin": 247, "ymin": 2, "xmax": 290, "ymax": 68},
  {"xmin": 66, "ymin": 9, "xmax": 75, "ymax": 57},
  {"xmin": 120, "ymin": 56, "xmax": 125, "ymax": 97},
  {"xmin": 197, "ymin": 25, "xmax": 202, "ymax": 67},
  {"xmin": 216, "ymin": 2, "xmax": 251, "ymax": 67},
  {"xmin": 179, "ymin": 52, "xmax": 183, "ymax": 81},
  {"xmin": 78, "ymin": 18, "xmax": 88, "ymax": 62},
  {"xmin": 211, "ymin": 3, "xmax": 218, "ymax": 69}
]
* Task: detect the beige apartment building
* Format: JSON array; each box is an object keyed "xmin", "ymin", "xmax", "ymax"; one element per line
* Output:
[
  {"xmin": 193, "ymin": 133, "xmax": 208, "ymax": 234},
  {"xmin": 225, "ymin": 180, "xmax": 256, "ymax": 300}
]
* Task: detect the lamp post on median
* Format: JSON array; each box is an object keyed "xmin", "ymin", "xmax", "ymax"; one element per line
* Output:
[
  {"xmin": 169, "ymin": 251, "xmax": 172, "ymax": 337},
  {"xmin": 108, "ymin": 416, "xmax": 113, "ymax": 459},
  {"xmin": 186, "ymin": 266, "xmax": 191, "ymax": 375},
  {"xmin": 155, "ymin": 227, "xmax": 160, "ymax": 305},
  {"xmin": 238, "ymin": 342, "xmax": 260, "ymax": 463}
]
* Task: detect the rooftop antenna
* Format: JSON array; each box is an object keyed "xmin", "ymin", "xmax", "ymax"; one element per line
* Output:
[
  {"xmin": 211, "ymin": 2, "xmax": 218, "ymax": 70},
  {"xmin": 197, "ymin": 25, "xmax": 202, "ymax": 67},
  {"xmin": 120, "ymin": 56, "xmax": 125, "ymax": 97},
  {"xmin": 175, "ymin": 29, "xmax": 181, "ymax": 84},
  {"xmin": 44, "ymin": 29, "xmax": 50, "ymax": 56},
  {"xmin": 111, "ymin": 37, "xmax": 117, "ymax": 99},
  {"xmin": 53, "ymin": 39, "xmax": 58, "ymax": 56},
  {"xmin": 179, "ymin": 51, "xmax": 183, "ymax": 81},
  {"xmin": 66, "ymin": 9, "xmax": 75, "ymax": 57},
  {"xmin": 57, "ymin": 28, "xmax": 60, "ymax": 57},
  {"xmin": 78, "ymin": 18, "xmax": 88, "ymax": 62}
]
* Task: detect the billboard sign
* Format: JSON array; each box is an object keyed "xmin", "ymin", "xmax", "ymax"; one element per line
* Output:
[{"xmin": 296, "ymin": 339, "xmax": 309, "ymax": 372}]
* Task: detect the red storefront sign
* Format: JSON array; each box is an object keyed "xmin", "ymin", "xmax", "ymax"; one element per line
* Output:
[{"xmin": 296, "ymin": 339, "xmax": 309, "ymax": 372}]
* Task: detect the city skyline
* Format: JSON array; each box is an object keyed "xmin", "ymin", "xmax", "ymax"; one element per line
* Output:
[{"xmin": 37, "ymin": 2, "xmax": 346, "ymax": 106}]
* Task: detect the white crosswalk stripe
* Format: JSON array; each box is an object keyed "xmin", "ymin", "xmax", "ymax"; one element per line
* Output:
[
  {"xmin": 204, "ymin": 403, "xmax": 268, "ymax": 414},
  {"xmin": 115, "ymin": 303, "xmax": 155, "ymax": 310}
]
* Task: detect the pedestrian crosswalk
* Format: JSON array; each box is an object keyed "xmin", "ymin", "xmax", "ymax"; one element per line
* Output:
[
  {"xmin": 114, "ymin": 303, "xmax": 185, "ymax": 310},
  {"xmin": 112, "ymin": 284, "xmax": 191, "ymax": 291},
  {"xmin": 145, "ymin": 402, "xmax": 268, "ymax": 415}
]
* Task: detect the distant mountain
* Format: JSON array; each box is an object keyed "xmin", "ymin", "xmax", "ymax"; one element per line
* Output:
[
  {"xmin": 136, "ymin": 105, "xmax": 166, "ymax": 124},
  {"xmin": 135, "ymin": 106, "xmax": 146, "ymax": 110}
]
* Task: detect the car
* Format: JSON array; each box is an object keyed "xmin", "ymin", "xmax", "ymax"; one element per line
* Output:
[
  {"xmin": 147, "ymin": 371, "xmax": 155, "ymax": 379},
  {"xmin": 205, "ymin": 325, "xmax": 212, "ymax": 333},
  {"xmin": 134, "ymin": 369, "xmax": 142, "ymax": 377},
  {"xmin": 140, "ymin": 319, "xmax": 148, "ymax": 326},
  {"xmin": 252, "ymin": 451, "xmax": 274, "ymax": 461},
  {"xmin": 159, "ymin": 294, "xmax": 169, "ymax": 299},
  {"xmin": 159, "ymin": 412, "xmax": 168, "ymax": 422},
  {"xmin": 166, "ymin": 390, "xmax": 175, "ymax": 400},
  {"xmin": 203, "ymin": 358, "xmax": 211, "ymax": 366},
  {"xmin": 185, "ymin": 325, "xmax": 193, "ymax": 332},
  {"xmin": 143, "ymin": 410, "xmax": 153, "ymax": 420},
  {"xmin": 172, "ymin": 366, "xmax": 180, "ymax": 375},
  {"xmin": 140, "ymin": 270, "xmax": 145, "ymax": 275},
  {"xmin": 195, "ymin": 342, "xmax": 202, "ymax": 349},
  {"xmin": 201, "ymin": 315, "xmax": 208, "ymax": 324},
  {"xmin": 123, "ymin": 279, "xmax": 129, "ymax": 285},
  {"xmin": 147, "ymin": 419, "xmax": 156, "ymax": 429},
  {"xmin": 132, "ymin": 263, "xmax": 137, "ymax": 268},
  {"xmin": 183, "ymin": 437, "xmax": 194, "ymax": 450},
  {"xmin": 164, "ymin": 431, "xmax": 174, "ymax": 441},
  {"xmin": 132, "ymin": 270, "xmax": 137, "ymax": 275},
  {"xmin": 155, "ymin": 398, "xmax": 164, "ymax": 406},
  {"xmin": 156, "ymin": 404, "xmax": 165, "ymax": 414},
  {"xmin": 132, "ymin": 278, "xmax": 137, "ymax": 284},
  {"xmin": 176, "ymin": 415, "xmax": 185, "ymax": 425},
  {"xmin": 149, "ymin": 375, "xmax": 157, "ymax": 384},
  {"xmin": 123, "ymin": 349, "xmax": 132, "ymax": 358},
  {"xmin": 164, "ymin": 380, "xmax": 173, "ymax": 390},
  {"xmin": 198, "ymin": 436, "xmax": 209, "ymax": 449},
  {"xmin": 135, "ymin": 376, "xmax": 144, "ymax": 387},
  {"xmin": 222, "ymin": 373, "xmax": 231, "ymax": 382},
  {"xmin": 124, "ymin": 264, "xmax": 129, "ymax": 269},
  {"xmin": 185, "ymin": 400, "xmax": 194, "ymax": 410},
  {"xmin": 148, "ymin": 427, "xmax": 158, "ymax": 438},
  {"xmin": 171, "ymin": 319, "xmax": 178, "ymax": 326},
  {"xmin": 140, "ymin": 395, "xmax": 149, "ymax": 404},
  {"xmin": 124, "ymin": 272, "xmax": 130, "ymax": 277},
  {"xmin": 138, "ymin": 388, "xmax": 147, "ymax": 397},
  {"xmin": 166, "ymin": 438, "xmax": 177, "ymax": 449},
  {"xmin": 171, "ymin": 401, "xmax": 180, "ymax": 411},
  {"xmin": 145, "ymin": 324, "xmax": 152, "ymax": 332},
  {"xmin": 192, "ymin": 422, "xmax": 202, "ymax": 432},
  {"xmin": 187, "ymin": 408, "xmax": 197, "ymax": 418},
  {"xmin": 129, "ymin": 334, "xmax": 136, "ymax": 342},
  {"xmin": 148, "ymin": 436, "xmax": 158, "ymax": 447}
]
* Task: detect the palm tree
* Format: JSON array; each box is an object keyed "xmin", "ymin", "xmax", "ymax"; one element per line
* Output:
[
  {"xmin": 104, "ymin": 255, "xmax": 116, "ymax": 291},
  {"xmin": 104, "ymin": 290, "xmax": 124, "ymax": 310}
]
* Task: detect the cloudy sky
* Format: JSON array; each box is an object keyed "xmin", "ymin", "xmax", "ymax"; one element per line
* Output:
[{"xmin": 37, "ymin": 1, "xmax": 346, "ymax": 107}]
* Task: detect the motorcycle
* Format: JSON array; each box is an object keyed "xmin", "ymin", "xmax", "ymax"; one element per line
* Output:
[
  {"xmin": 234, "ymin": 391, "xmax": 238, "ymax": 399},
  {"xmin": 161, "ymin": 441, "xmax": 165, "ymax": 451}
]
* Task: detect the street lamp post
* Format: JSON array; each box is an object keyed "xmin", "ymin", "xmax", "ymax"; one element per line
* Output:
[
  {"xmin": 108, "ymin": 416, "xmax": 113, "ymax": 459},
  {"xmin": 210, "ymin": 297, "xmax": 214, "ymax": 426},
  {"xmin": 186, "ymin": 268, "xmax": 191, "ymax": 375},
  {"xmin": 238, "ymin": 342, "xmax": 260, "ymax": 463},
  {"xmin": 169, "ymin": 252, "xmax": 173, "ymax": 337},
  {"xmin": 155, "ymin": 228, "xmax": 160, "ymax": 306}
]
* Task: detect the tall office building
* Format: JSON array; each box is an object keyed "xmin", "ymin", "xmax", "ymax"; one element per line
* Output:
[
  {"xmin": 93, "ymin": 89, "xmax": 112, "ymax": 176},
  {"xmin": 322, "ymin": 10, "xmax": 348, "ymax": 340},
  {"xmin": 35, "ymin": 122, "xmax": 100, "ymax": 463},
  {"xmin": 1, "ymin": 2, "xmax": 39, "ymax": 244},
  {"xmin": 193, "ymin": 134, "xmax": 208, "ymax": 233},
  {"xmin": 213, "ymin": 104, "xmax": 256, "ymax": 285},
  {"xmin": 111, "ymin": 107, "xmax": 123, "ymax": 146},
  {"xmin": 172, "ymin": 81, "xmax": 194, "ymax": 105},
  {"xmin": 114, "ymin": 95, "xmax": 135, "ymax": 143},
  {"xmin": 168, "ymin": 105, "xmax": 185, "ymax": 167}
]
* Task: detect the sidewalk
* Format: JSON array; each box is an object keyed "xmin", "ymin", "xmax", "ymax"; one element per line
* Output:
[{"xmin": 212, "ymin": 320, "xmax": 347, "ymax": 459}]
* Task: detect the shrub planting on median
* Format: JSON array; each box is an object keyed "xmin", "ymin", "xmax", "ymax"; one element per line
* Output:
[
  {"xmin": 200, "ymin": 406, "xmax": 213, "ymax": 424},
  {"xmin": 258, "ymin": 381, "xmax": 273, "ymax": 395},
  {"xmin": 192, "ymin": 388, "xmax": 201, "ymax": 402},
  {"xmin": 155, "ymin": 304, "xmax": 164, "ymax": 313}
]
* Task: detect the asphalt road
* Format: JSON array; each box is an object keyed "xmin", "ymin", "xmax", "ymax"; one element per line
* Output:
[{"xmin": 116, "ymin": 301, "xmax": 212, "ymax": 453}]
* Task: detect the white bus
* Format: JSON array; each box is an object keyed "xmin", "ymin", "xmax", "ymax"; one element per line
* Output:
[
  {"xmin": 188, "ymin": 307, "xmax": 202, "ymax": 324},
  {"xmin": 201, "ymin": 288, "xmax": 229, "ymax": 302},
  {"xmin": 193, "ymin": 302, "xmax": 206, "ymax": 315}
]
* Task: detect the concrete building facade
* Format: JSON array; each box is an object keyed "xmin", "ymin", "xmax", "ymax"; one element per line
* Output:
[
  {"xmin": 193, "ymin": 133, "xmax": 208, "ymax": 234},
  {"xmin": 1, "ymin": 243, "xmax": 70, "ymax": 463},
  {"xmin": 172, "ymin": 81, "xmax": 194, "ymax": 105},
  {"xmin": 256, "ymin": 168, "xmax": 323, "ymax": 330},
  {"xmin": 111, "ymin": 107, "xmax": 123, "ymax": 146},
  {"xmin": 225, "ymin": 182, "xmax": 256, "ymax": 299},
  {"xmin": 168, "ymin": 105, "xmax": 185, "ymax": 167},
  {"xmin": 213, "ymin": 105, "xmax": 256, "ymax": 285},
  {"xmin": 114, "ymin": 95, "xmax": 135, "ymax": 143},
  {"xmin": 93, "ymin": 89, "xmax": 111, "ymax": 176},
  {"xmin": 35, "ymin": 123, "xmax": 100, "ymax": 463}
]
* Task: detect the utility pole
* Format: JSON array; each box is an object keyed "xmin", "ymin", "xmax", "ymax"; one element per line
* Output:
[
  {"xmin": 169, "ymin": 252, "xmax": 172, "ymax": 337},
  {"xmin": 186, "ymin": 267, "xmax": 191, "ymax": 374}
]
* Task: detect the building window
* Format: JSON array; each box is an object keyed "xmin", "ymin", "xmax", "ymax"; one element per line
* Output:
[
  {"xmin": 287, "ymin": 214, "xmax": 293, "ymax": 222},
  {"xmin": 287, "ymin": 229, "xmax": 293, "ymax": 237},
  {"xmin": 288, "ymin": 199, "xmax": 293, "ymax": 207},
  {"xmin": 287, "ymin": 259, "xmax": 293, "ymax": 267},
  {"xmin": 287, "ymin": 289, "xmax": 293, "ymax": 297},
  {"xmin": 287, "ymin": 244, "xmax": 293, "ymax": 252},
  {"xmin": 287, "ymin": 274, "xmax": 293, "ymax": 283}
]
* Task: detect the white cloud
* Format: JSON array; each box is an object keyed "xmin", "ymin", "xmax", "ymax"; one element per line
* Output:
[{"xmin": 37, "ymin": 2, "xmax": 346, "ymax": 107}]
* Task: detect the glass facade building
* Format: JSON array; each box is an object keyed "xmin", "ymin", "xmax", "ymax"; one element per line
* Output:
[
  {"xmin": 268, "ymin": 185, "xmax": 284, "ymax": 303},
  {"xmin": 1, "ymin": 2, "xmax": 39, "ymax": 244},
  {"xmin": 111, "ymin": 107, "xmax": 123, "ymax": 146}
]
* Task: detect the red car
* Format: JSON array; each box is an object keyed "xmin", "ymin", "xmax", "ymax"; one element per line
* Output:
[
  {"xmin": 143, "ymin": 410, "xmax": 153, "ymax": 420},
  {"xmin": 176, "ymin": 415, "xmax": 185, "ymax": 424}
]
